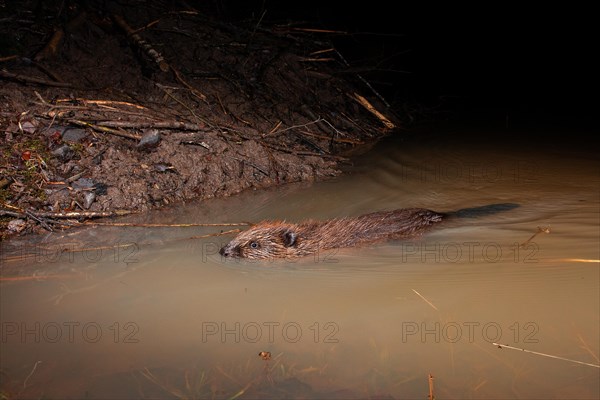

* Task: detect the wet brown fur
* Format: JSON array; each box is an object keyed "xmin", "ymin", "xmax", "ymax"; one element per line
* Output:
[{"xmin": 219, "ymin": 208, "xmax": 444, "ymax": 260}]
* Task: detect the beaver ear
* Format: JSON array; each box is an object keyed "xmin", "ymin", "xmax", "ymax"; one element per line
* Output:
[{"xmin": 283, "ymin": 230, "xmax": 297, "ymax": 247}]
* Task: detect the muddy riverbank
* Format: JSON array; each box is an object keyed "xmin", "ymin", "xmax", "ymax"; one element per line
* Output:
[{"xmin": 1, "ymin": 1, "xmax": 400, "ymax": 238}]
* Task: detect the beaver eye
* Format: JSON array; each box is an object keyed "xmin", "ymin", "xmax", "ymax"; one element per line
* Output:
[{"xmin": 249, "ymin": 242, "xmax": 259, "ymax": 249}]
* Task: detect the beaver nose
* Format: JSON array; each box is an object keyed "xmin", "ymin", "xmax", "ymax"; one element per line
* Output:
[{"xmin": 219, "ymin": 247, "xmax": 228, "ymax": 257}]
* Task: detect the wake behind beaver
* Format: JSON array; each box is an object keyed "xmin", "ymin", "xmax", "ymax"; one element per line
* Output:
[{"xmin": 219, "ymin": 204, "xmax": 519, "ymax": 260}]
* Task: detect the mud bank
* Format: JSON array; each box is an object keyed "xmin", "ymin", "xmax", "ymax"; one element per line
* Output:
[{"xmin": 1, "ymin": 1, "xmax": 400, "ymax": 238}]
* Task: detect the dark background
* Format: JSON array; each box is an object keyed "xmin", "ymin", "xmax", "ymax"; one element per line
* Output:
[{"xmin": 211, "ymin": 1, "xmax": 594, "ymax": 131}]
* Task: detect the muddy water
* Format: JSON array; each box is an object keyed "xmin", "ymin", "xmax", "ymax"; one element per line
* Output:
[{"xmin": 1, "ymin": 126, "xmax": 598, "ymax": 399}]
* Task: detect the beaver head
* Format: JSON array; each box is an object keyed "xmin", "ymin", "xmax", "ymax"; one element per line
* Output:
[{"xmin": 219, "ymin": 222, "xmax": 301, "ymax": 260}]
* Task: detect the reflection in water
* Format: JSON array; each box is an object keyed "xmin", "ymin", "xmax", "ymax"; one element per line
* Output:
[{"xmin": 1, "ymin": 126, "xmax": 599, "ymax": 399}]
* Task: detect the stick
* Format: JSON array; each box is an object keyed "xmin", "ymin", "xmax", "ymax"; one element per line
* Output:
[
  {"xmin": 1, "ymin": 209, "xmax": 133, "ymax": 219},
  {"xmin": 428, "ymin": 374, "xmax": 435, "ymax": 400},
  {"xmin": 112, "ymin": 14, "xmax": 169, "ymax": 72},
  {"xmin": 34, "ymin": 10, "xmax": 87, "ymax": 61},
  {"xmin": 493, "ymin": 343, "xmax": 600, "ymax": 368},
  {"xmin": 68, "ymin": 119, "xmax": 141, "ymax": 140},
  {"xmin": 412, "ymin": 289, "xmax": 439, "ymax": 311},
  {"xmin": 352, "ymin": 92, "xmax": 395, "ymax": 129},
  {"xmin": 34, "ymin": 29, "xmax": 64, "ymax": 61}
]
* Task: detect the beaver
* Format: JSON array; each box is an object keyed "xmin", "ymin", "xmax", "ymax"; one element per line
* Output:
[
  {"xmin": 219, "ymin": 208, "xmax": 444, "ymax": 260},
  {"xmin": 219, "ymin": 203, "xmax": 519, "ymax": 260}
]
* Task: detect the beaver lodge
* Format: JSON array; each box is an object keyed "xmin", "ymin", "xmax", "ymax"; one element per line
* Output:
[{"xmin": 0, "ymin": 0, "xmax": 407, "ymax": 238}]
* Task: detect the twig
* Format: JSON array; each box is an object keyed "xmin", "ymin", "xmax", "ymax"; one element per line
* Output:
[
  {"xmin": 261, "ymin": 143, "xmax": 281, "ymax": 184},
  {"xmin": 27, "ymin": 58, "xmax": 65, "ymax": 82},
  {"xmin": 83, "ymin": 222, "xmax": 250, "ymax": 227},
  {"xmin": 184, "ymin": 229, "xmax": 242, "ymax": 240},
  {"xmin": 473, "ymin": 379, "xmax": 487, "ymax": 391},
  {"xmin": 216, "ymin": 92, "xmax": 227, "ymax": 115},
  {"xmin": 140, "ymin": 367, "xmax": 188, "ymax": 399},
  {"xmin": 269, "ymin": 117, "xmax": 341, "ymax": 139},
  {"xmin": 65, "ymin": 169, "xmax": 88, "ymax": 183},
  {"xmin": 493, "ymin": 342, "xmax": 600, "ymax": 368},
  {"xmin": 319, "ymin": 117, "xmax": 346, "ymax": 136},
  {"xmin": 309, "ymin": 48, "xmax": 335, "ymax": 56},
  {"xmin": 25, "ymin": 210, "xmax": 53, "ymax": 232},
  {"xmin": 56, "ymin": 98, "xmax": 148, "ymax": 110},
  {"xmin": 230, "ymin": 156, "xmax": 270, "ymax": 177},
  {"xmin": 0, "ymin": 55, "xmax": 19, "ymax": 62},
  {"xmin": 156, "ymin": 83, "xmax": 206, "ymax": 125},
  {"xmin": 298, "ymin": 57, "xmax": 335, "ymax": 62},
  {"xmin": 412, "ymin": 289, "xmax": 439, "ymax": 311},
  {"xmin": 267, "ymin": 120, "xmax": 282, "ymax": 135},
  {"xmin": 299, "ymin": 105, "xmax": 339, "ymax": 137},
  {"xmin": 520, "ymin": 226, "xmax": 551, "ymax": 247},
  {"xmin": 235, "ymin": 133, "xmax": 345, "ymax": 159},
  {"xmin": 298, "ymin": 130, "xmax": 363, "ymax": 144},
  {"xmin": 289, "ymin": 27, "xmax": 347, "ymax": 34},
  {"xmin": 98, "ymin": 120, "xmax": 205, "ymax": 131},
  {"xmin": 0, "ymin": 68, "xmax": 74, "ymax": 88},
  {"xmin": 132, "ymin": 19, "xmax": 160, "ymax": 34},
  {"xmin": 228, "ymin": 381, "xmax": 254, "ymax": 400},
  {"xmin": 335, "ymin": 49, "xmax": 391, "ymax": 109},
  {"xmin": 179, "ymin": 140, "xmax": 210, "ymax": 149},
  {"xmin": 23, "ymin": 360, "xmax": 42, "ymax": 388},
  {"xmin": 171, "ymin": 65, "xmax": 208, "ymax": 102},
  {"xmin": 577, "ymin": 334, "xmax": 600, "ymax": 363}
]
